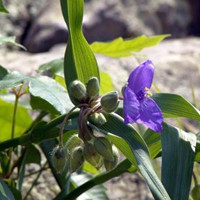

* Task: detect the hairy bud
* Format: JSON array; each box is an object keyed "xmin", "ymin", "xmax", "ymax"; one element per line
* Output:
[
  {"xmin": 104, "ymin": 146, "xmax": 119, "ymax": 171},
  {"xmin": 70, "ymin": 147, "xmax": 84, "ymax": 172},
  {"xmin": 89, "ymin": 113, "xmax": 107, "ymax": 126},
  {"xmin": 86, "ymin": 77, "xmax": 100, "ymax": 98},
  {"xmin": 191, "ymin": 185, "xmax": 200, "ymax": 200},
  {"xmin": 100, "ymin": 91, "xmax": 119, "ymax": 113},
  {"xmin": 69, "ymin": 80, "xmax": 86, "ymax": 102},
  {"xmin": 52, "ymin": 146, "xmax": 68, "ymax": 173},
  {"xmin": 65, "ymin": 134, "xmax": 83, "ymax": 152},
  {"xmin": 94, "ymin": 137, "xmax": 114, "ymax": 161},
  {"xmin": 83, "ymin": 143, "xmax": 102, "ymax": 168}
]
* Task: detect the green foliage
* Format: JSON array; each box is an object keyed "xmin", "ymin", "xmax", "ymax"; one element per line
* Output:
[
  {"xmin": 0, "ymin": 98, "xmax": 32, "ymax": 142},
  {"xmin": 161, "ymin": 123, "xmax": 196, "ymax": 200},
  {"xmin": 60, "ymin": 0, "xmax": 100, "ymax": 100},
  {"xmin": 0, "ymin": 179, "xmax": 15, "ymax": 200},
  {"xmin": 0, "ymin": 35, "xmax": 25, "ymax": 49},
  {"xmin": 91, "ymin": 35, "xmax": 170, "ymax": 57},
  {"xmin": 0, "ymin": 0, "xmax": 8, "ymax": 13}
]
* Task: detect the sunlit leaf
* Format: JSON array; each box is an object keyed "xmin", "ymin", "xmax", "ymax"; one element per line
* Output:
[
  {"xmin": 60, "ymin": 0, "xmax": 100, "ymax": 103},
  {"xmin": 91, "ymin": 35, "xmax": 170, "ymax": 58},
  {"xmin": 100, "ymin": 72, "xmax": 114, "ymax": 94},
  {"xmin": 0, "ymin": 98, "xmax": 32, "ymax": 142}
]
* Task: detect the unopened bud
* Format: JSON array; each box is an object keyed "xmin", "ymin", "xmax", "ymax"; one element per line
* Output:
[
  {"xmin": 94, "ymin": 137, "xmax": 113, "ymax": 161},
  {"xmin": 65, "ymin": 134, "xmax": 83, "ymax": 153},
  {"xmin": 100, "ymin": 91, "xmax": 119, "ymax": 113},
  {"xmin": 191, "ymin": 185, "xmax": 200, "ymax": 200},
  {"xmin": 104, "ymin": 146, "xmax": 119, "ymax": 171},
  {"xmin": 70, "ymin": 147, "xmax": 84, "ymax": 172},
  {"xmin": 89, "ymin": 113, "xmax": 107, "ymax": 126},
  {"xmin": 69, "ymin": 80, "xmax": 86, "ymax": 102},
  {"xmin": 52, "ymin": 146, "xmax": 68, "ymax": 173},
  {"xmin": 83, "ymin": 143, "xmax": 102, "ymax": 168},
  {"xmin": 86, "ymin": 77, "xmax": 100, "ymax": 98}
]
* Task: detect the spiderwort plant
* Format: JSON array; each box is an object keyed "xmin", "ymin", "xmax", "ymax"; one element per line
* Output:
[{"xmin": 123, "ymin": 60, "xmax": 163, "ymax": 132}]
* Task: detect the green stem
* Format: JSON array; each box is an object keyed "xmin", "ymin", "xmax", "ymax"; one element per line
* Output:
[
  {"xmin": 24, "ymin": 161, "xmax": 48, "ymax": 200},
  {"xmin": 54, "ymin": 159, "xmax": 133, "ymax": 200}
]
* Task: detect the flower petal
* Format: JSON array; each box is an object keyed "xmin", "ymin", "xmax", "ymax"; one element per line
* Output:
[
  {"xmin": 123, "ymin": 86, "xmax": 140, "ymax": 124},
  {"xmin": 136, "ymin": 98, "xmax": 163, "ymax": 132},
  {"xmin": 128, "ymin": 60, "xmax": 154, "ymax": 94}
]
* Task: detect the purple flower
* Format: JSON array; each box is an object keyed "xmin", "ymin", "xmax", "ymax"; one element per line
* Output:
[{"xmin": 123, "ymin": 60, "xmax": 163, "ymax": 132}]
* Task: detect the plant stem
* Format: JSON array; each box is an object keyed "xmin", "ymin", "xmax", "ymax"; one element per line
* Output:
[{"xmin": 24, "ymin": 161, "xmax": 48, "ymax": 200}]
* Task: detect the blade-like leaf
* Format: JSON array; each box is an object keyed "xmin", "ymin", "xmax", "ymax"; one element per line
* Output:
[
  {"xmin": 100, "ymin": 72, "xmax": 114, "ymax": 94},
  {"xmin": 0, "ymin": 35, "xmax": 25, "ymax": 49},
  {"xmin": 161, "ymin": 123, "xmax": 196, "ymax": 200},
  {"xmin": 0, "ymin": 98, "xmax": 32, "ymax": 142},
  {"xmin": 0, "ymin": 65, "xmax": 8, "ymax": 80},
  {"xmin": 0, "ymin": 0, "xmax": 8, "ymax": 13},
  {"xmin": 91, "ymin": 35, "xmax": 170, "ymax": 58},
  {"xmin": 0, "ymin": 179, "xmax": 15, "ymax": 200},
  {"xmin": 60, "ymin": 0, "xmax": 100, "ymax": 101},
  {"xmin": 94, "ymin": 113, "xmax": 170, "ymax": 200},
  {"xmin": 71, "ymin": 173, "xmax": 109, "ymax": 200},
  {"xmin": 153, "ymin": 93, "xmax": 200, "ymax": 120}
]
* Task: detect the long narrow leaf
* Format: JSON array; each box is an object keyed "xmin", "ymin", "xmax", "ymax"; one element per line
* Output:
[{"xmin": 161, "ymin": 123, "xmax": 196, "ymax": 200}]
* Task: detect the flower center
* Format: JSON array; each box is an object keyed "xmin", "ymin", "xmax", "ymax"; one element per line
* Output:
[{"xmin": 136, "ymin": 87, "xmax": 151, "ymax": 101}]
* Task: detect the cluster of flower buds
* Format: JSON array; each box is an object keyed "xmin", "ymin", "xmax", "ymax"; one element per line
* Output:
[{"xmin": 53, "ymin": 134, "xmax": 119, "ymax": 173}]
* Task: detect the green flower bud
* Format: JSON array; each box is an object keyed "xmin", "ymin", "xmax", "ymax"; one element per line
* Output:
[
  {"xmin": 69, "ymin": 80, "xmax": 86, "ymax": 102},
  {"xmin": 104, "ymin": 146, "xmax": 119, "ymax": 171},
  {"xmin": 100, "ymin": 91, "xmax": 119, "ymax": 113},
  {"xmin": 65, "ymin": 134, "xmax": 83, "ymax": 153},
  {"xmin": 191, "ymin": 185, "xmax": 200, "ymax": 200},
  {"xmin": 94, "ymin": 137, "xmax": 114, "ymax": 161},
  {"xmin": 52, "ymin": 146, "xmax": 69, "ymax": 173},
  {"xmin": 70, "ymin": 147, "xmax": 84, "ymax": 172},
  {"xmin": 86, "ymin": 77, "xmax": 100, "ymax": 98},
  {"xmin": 88, "ymin": 112, "xmax": 107, "ymax": 126},
  {"xmin": 83, "ymin": 143, "xmax": 102, "ymax": 168}
]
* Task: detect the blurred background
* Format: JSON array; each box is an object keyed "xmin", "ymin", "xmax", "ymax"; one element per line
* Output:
[
  {"xmin": 1, "ymin": 0, "xmax": 200, "ymax": 53},
  {"xmin": 1, "ymin": 0, "xmax": 200, "ymax": 200}
]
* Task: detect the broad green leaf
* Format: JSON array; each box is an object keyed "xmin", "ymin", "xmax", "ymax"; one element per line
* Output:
[
  {"xmin": 0, "ymin": 72, "xmax": 73, "ymax": 114},
  {"xmin": 25, "ymin": 145, "xmax": 41, "ymax": 165},
  {"xmin": 91, "ymin": 35, "xmax": 170, "ymax": 58},
  {"xmin": 0, "ymin": 98, "xmax": 32, "ymax": 142},
  {"xmin": 0, "ymin": 179, "xmax": 15, "ymax": 200},
  {"xmin": 37, "ymin": 58, "xmax": 64, "ymax": 77},
  {"xmin": 60, "ymin": 0, "xmax": 100, "ymax": 101},
  {"xmin": 153, "ymin": 93, "xmax": 200, "ymax": 120},
  {"xmin": 0, "ymin": 35, "xmax": 25, "ymax": 49},
  {"xmin": 0, "ymin": 0, "xmax": 8, "ymax": 13},
  {"xmin": 94, "ymin": 113, "xmax": 170, "ymax": 200},
  {"xmin": 0, "ymin": 65, "xmax": 8, "ymax": 80},
  {"xmin": 100, "ymin": 72, "xmax": 114, "ymax": 94},
  {"xmin": 161, "ymin": 123, "xmax": 196, "ymax": 200}
]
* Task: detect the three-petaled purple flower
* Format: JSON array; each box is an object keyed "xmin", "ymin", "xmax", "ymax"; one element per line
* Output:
[{"xmin": 123, "ymin": 60, "xmax": 163, "ymax": 132}]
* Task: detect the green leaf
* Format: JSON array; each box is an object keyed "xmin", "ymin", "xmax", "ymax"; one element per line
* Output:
[
  {"xmin": 60, "ymin": 0, "xmax": 100, "ymax": 100},
  {"xmin": 0, "ymin": 65, "xmax": 8, "ymax": 80},
  {"xmin": 161, "ymin": 123, "xmax": 196, "ymax": 200},
  {"xmin": 153, "ymin": 93, "xmax": 200, "ymax": 120},
  {"xmin": 94, "ymin": 113, "xmax": 170, "ymax": 200},
  {"xmin": 71, "ymin": 173, "xmax": 109, "ymax": 200},
  {"xmin": 0, "ymin": 179, "xmax": 15, "ymax": 200},
  {"xmin": 0, "ymin": 98, "xmax": 32, "ymax": 142},
  {"xmin": 25, "ymin": 145, "xmax": 41, "ymax": 164},
  {"xmin": 99, "ymin": 72, "xmax": 114, "ymax": 94},
  {"xmin": 91, "ymin": 35, "xmax": 170, "ymax": 58},
  {"xmin": 0, "ymin": 35, "xmax": 25, "ymax": 49},
  {"xmin": 37, "ymin": 58, "xmax": 64, "ymax": 77},
  {"xmin": 195, "ymin": 132, "xmax": 200, "ymax": 162},
  {"xmin": 0, "ymin": 0, "xmax": 8, "ymax": 13}
]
